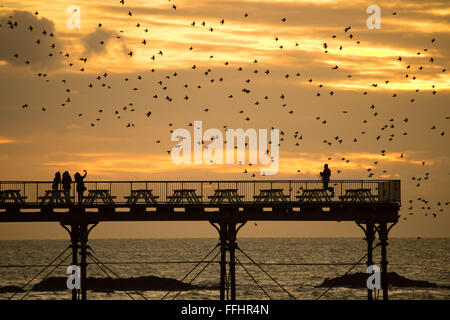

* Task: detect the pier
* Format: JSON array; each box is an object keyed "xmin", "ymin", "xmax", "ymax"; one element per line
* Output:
[{"xmin": 0, "ymin": 179, "xmax": 400, "ymax": 300}]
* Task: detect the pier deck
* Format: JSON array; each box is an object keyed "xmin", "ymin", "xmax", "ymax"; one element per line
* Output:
[{"xmin": 0, "ymin": 180, "xmax": 400, "ymax": 223}]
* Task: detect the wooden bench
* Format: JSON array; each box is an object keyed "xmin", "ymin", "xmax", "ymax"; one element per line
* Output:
[
  {"xmin": 83, "ymin": 190, "xmax": 116, "ymax": 205},
  {"xmin": 208, "ymin": 195, "xmax": 244, "ymax": 199},
  {"xmin": 38, "ymin": 196, "xmax": 74, "ymax": 200},
  {"xmin": 39, "ymin": 190, "xmax": 74, "ymax": 205},
  {"xmin": 0, "ymin": 190, "xmax": 28, "ymax": 205},
  {"xmin": 208, "ymin": 189, "xmax": 244, "ymax": 204},
  {"xmin": 207, "ymin": 195, "xmax": 245, "ymax": 199},
  {"xmin": 124, "ymin": 195, "xmax": 160, "ymax": 200},
  {"xmin": 167, "ymin": 195, "xmax": 203, "ymax": 203},
  {"xmin": 339, "ymin": 188, "xmax": 377, "ymax": 202},
  {"xmin": 254, "ymin": 189, "xmax": 290, "ymax": 203},
  {"xmin": 166, "ymin": 194, "xmax": 203, "ymax": 198},
  {"xmin": 168, "ymin": 189, "xmax": 202, "ymax": 204},
  {"xmin": 297, "ymin": 189, "xmax": 331, "ymax": 202},
  {"xmin": 125, "ymin": 189, "xmax": 160, "ymax": 205}
]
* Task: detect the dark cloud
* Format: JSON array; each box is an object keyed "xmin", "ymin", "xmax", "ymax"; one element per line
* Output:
[
  {"xmin": 81, "ymin": 28, "xmax": 128, "ymax": 57},
  {"xmin": 0, "ymin": 10, "xmax": 65, "ymax": 70}
]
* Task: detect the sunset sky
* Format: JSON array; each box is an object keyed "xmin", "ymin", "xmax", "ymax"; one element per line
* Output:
[{"xmin": 0, "ymin": 0, "xmax": 449, "ymax": 239}]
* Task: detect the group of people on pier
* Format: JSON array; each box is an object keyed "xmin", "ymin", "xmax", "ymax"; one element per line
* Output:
[{"xmin": 52, "ymin": 170, "xmax": 87, "ymax": 203}]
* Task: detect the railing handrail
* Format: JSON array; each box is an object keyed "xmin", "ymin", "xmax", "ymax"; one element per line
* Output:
[
  {"xmin": 0, "ymin": 179, "xmax": 401, "ymax": 183},
  {"xmin": 0, "ymin": 179, "xmax": 401, "ymax": 204}
]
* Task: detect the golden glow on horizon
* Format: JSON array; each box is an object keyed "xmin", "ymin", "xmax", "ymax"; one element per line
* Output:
[
  {"xmin": 40, "ymin": 150, "xmax": 431, "ymax": 177},
  {"xmin": 0, "ymin": 138, "xmax": 15, "ymax": 144}
]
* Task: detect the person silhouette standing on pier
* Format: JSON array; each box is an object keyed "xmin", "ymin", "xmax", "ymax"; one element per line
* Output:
[
  {"xmin": 320, "ymin": 164, "xmax": 335, "ymax": 197},
  {"xmin": 52, "ymin": 172, "xmax": 61, "ymax": 191},
  {"xmin": 74, "ymin": 170, "xmax": 87, "ymax": 204},
  {"xmin": 62, "ymin": 171, "xmax": 72, "ymax": 196}
]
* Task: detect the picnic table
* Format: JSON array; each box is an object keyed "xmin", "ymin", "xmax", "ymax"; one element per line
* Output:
[
  {"xmin": 167, "ymin": 189, "xmax": 202, "ymax": 205},
  {"xmin": 82, "ymin": 189, "xmax": 116, "ymax": 205},
  {"xmin": 39, "ymin": 190, "xmax": 73, "ymax": 206},
  {"xmin": 339, "ymin": 188, "xmax": 377, "ymax": 202},
  {"xmin": 208, "ymin": 189, "xmax": 244, "ymax": 204},
  {"xmin": 0, "ymin": 190, "xmax": 27, "ymax": 205},
  {"xmin": 125, "ymin": 189, "xmax": 159, "ymax": 205},
  {"xmin": 296, "ymin": 189, "xmax": 332, "ymax": 202},
  {"xmin": 254, "ymin": 189, "xmax": 290, "ymax": 203}
]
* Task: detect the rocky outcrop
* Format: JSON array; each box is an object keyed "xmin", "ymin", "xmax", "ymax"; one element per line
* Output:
[
  {"xmin": 316, "ymin": 272, "xmax": 449, "ymax": 289},
  {"xmin": 0, "ymin": 285, "xmax": 25, "ymax": 293}
]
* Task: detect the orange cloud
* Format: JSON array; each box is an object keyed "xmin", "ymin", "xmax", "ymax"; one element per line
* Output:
[
  {"xmin": 0, "ymin": 137, "xmax": 15, "ymax": 144},
  {"xmin": 40, "ymin": 149, "xmax": 427, "ymax": 179}
]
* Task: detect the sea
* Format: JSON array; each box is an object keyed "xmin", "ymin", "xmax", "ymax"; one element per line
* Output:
[{"xmin": 0, "ymin": 238, "xmax": 449, "ymax": 300}]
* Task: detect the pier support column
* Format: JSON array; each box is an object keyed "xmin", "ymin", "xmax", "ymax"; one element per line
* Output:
[
  {"xmin": 80, "ymin": 224, "xmax": 88, "ymax": 301},
  {"xmin": 69, "ymin": 225, "xmax": 80, "ymax": 300},
  {"xmin": 61, "ymin": 222, "xmax": 97, "ymax": 301},
  {"xmin": 366, "ymin": 223, "xmax": 375, "ymax": 301},
  {"xmin": 229, "ymin": 223, "xmax": 237, "ymax": 301},
  {"xmin": 219, "ymin": 224, "xmax": 227, "ymax": 301},
  {"xmin": 378, "ymin": 222, "xmax": 389, "ymax": 301},
  {"xmin": 356, "ymin": 222, "xmax": 377, "ymax": 300},
  {"xmin": 210, "ymin": 221, "xmax": 246, "ymax": 300}
]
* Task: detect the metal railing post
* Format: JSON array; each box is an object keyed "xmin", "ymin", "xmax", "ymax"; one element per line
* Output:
[
  {"xmin": 201, "ymin": 181, "xmax": 203, "ymax": 203},
  {"xmin": 289, "ymin": 181, "xmax": 292, "ymax": 200},
  {"xmin": 165, "ymin": 182, "xmax": 168, "ymax": 203}
]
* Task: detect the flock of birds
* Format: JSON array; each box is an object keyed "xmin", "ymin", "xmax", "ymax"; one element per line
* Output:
[{"xmin": 1, "ymin": 1, "xmax": 449, "ymax": 222}]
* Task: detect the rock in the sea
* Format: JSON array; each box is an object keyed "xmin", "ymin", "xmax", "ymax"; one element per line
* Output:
[
  {"xmin": 0, "ymin": 285, "xmax": 25, "ymax": 293},
  {"xmin": 316, "ymin": 272, "xmax": 446, "ymax": 289}
]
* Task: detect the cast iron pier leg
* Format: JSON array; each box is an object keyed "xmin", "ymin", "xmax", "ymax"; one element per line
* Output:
[
  {"xmin": 80, "ymin": 224, "xmax": 88, "ymax": 301},
  {"xmin": 61, "ymin": 222, "xmax": 97, "ymax": 301},
  {"xmin": 379, "ymin": 222, "xmax": 389, "ymax": 300},
  {"xmin": 229, "ymin": 223, "xmax": 237, "ymax": 300},
  {"xmin": 366, "ymin": 223, "xmax": 375, "ymax": 301},
  {"xmin": 70, "ymin": 225, "xmax": 79, "ymax": 301},
  {"xmin": 219, "ymin": 223, "xmax": 227, "ymax": 301},
  {"xmin": 210, "ymin": 220, "xmax": 246, "ymax": 300}
]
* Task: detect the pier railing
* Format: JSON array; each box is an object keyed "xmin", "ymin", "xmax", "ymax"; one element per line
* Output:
[{"xmin": 0, "ymin": 180, "xmax": 401, "ymax": 204}]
